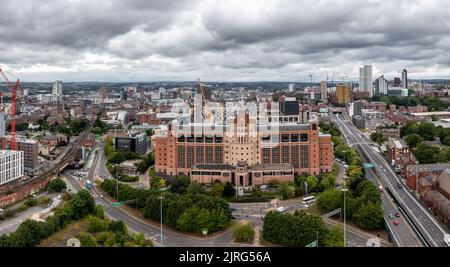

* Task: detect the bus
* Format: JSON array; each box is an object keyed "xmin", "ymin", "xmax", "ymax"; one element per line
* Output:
[{"xmin": 301, "ymin": 196, "xmax": 315, "ymax": 204}]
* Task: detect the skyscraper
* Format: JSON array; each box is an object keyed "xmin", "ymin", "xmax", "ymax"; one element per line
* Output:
[
  {"xmin": 359, "ymin": 65, "xmax": 373, "ymax": 97},
  {"xmin": 320, "ymin": 81, "xmax": 327, "ymax": 101},
  {"xmin": 288, "ymin": 83, "xmax": 295, "ymax": 93},
  {"xmin": 336, "ymin": 83, "xmax": 352, "ymax": 105},
  {"xmin": 353, "ymin": 100, "xmax": 362, "ymax": 116},
  {"xmin": 374, "ymin": 75, "xmax": 389, "ymax": 96},
  {"xmin": 52, "ymin": 80, "xmax": 63, "ymax": 96},
  {"xmin": 402, "ymin": 69, "xmax": 408, "ymax": 88}
]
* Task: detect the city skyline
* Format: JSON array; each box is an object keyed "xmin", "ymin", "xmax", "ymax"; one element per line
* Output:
[{"xmin": 1, "ymin": 0, "xmax": 450, "ymax": 82}]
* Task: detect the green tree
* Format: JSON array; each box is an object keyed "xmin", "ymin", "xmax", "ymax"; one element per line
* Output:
[
  {"xmin": 323, "ymin": 226, "xmax": 344, "ymax": 247},
  {"xmin": 149, "ymin": 175, "xmax": 166, "ymax": 190},
  {"xmin": 418, "ymin": 122, "xmax": 438, "ymax": 141},
  {"xmin": 78, "ymin": 232, "xmax": 97, "ymax": 247},
  {"xmin": 186, "ymin": 182, "xmax": 205, "ymax": 194},
  {"xmin": 211, "ymin": 182, "xmax": 225, "ymax": 198},
  {"xmin": 87, "ymin": 216, "xmax": 109, "ymax": 233},
  {"xmin": 414, "ymin": 143, "xmax": 441, "ymax": 164},
  {"xmin": 277, "ymin": 181, "xmax": 296, "ymax": 199},
  {"xmin": 48, "ymin": 178, "xmax": 67, "ymax": 193},
  {"xmin": 353, "ymin": 201, "xmax": 384, "ymax": 229},
  {"xmin": 70, "ymin": 190, "xmax": 95, "ymax": 219},
  {"xmin": 370, "ymin": 132, "xmax": 388, "ymax": 145},
  {"xmin": 108, "ymin": 151, "xmax": 126, "ymax": 164},
  {"xmin": 232, "ymin": 222, "xmax": 255, "ymax": 243},
  {"xmin": 317, "ymin": 189, "xmax": 341, "ymax": 213},
  {"xmin": 404, "ymin": 133, "xmax": 424, "ymax": 147},
  {"xmin": 222, "ymin": 182, "xmax": 235, "ymax": 197}
]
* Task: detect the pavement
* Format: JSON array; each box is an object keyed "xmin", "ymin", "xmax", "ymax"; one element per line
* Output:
[{"xmin": 333, "ymin": 112, "xmax": 448, "ymax": 247}]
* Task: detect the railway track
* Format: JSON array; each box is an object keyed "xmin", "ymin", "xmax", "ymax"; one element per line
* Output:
[{"xmin": 0, "ymin": 129, "xmax": 92, "ymax": 196}]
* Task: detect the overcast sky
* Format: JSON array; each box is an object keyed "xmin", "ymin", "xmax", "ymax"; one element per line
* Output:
[{"xmin": 1, "ymin": 0, "xmax": 450, "ymax": 82}]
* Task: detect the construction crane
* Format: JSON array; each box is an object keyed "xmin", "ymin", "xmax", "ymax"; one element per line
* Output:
[{"xmin": 0, "ymin": 68, "xmax": 20, "ymax": 150}]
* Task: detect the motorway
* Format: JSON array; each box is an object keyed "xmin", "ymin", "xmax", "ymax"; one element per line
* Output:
[{"xmin": 333, "ymin": 112, "xmax": 448, "ymax": 247}]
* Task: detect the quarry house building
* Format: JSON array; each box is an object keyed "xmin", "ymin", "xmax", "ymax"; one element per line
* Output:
[{"xmin": 154, "ymin": 109, "xmax": 333, "ymax": 187}]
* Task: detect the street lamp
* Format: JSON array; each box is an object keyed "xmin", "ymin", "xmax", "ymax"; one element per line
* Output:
[
  {"xmin": 342, "ymin": 177, "xmax": 348, "ymax": 248},
  {"xmin": 159, "ymin": 196, "xmax": 165, "ymax": 246},
  {"xmin": 115, "ymin": 163, "xmax": 119, "ymax": 201}
]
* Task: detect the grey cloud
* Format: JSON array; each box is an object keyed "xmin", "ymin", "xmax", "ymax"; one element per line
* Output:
[{"xmin": 1, "ymin": 0, "xmax": 450, "ymax": 81}]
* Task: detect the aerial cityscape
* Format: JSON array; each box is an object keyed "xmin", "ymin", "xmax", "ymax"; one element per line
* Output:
[{"xmin": 0, "ymin": 0, "xmax": 450, "ymax": 255}]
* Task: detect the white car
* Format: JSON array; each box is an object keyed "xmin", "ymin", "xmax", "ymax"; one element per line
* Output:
[
  {"xmin": 276, "ymin": 206, "xmax": 287, "ymax": 212},
  {"xmin": 260, "ymin": 185, "xmax": 268, "ymax": 190},
  {"xmin": 57, "ymin": 195, "xmax": 61, "ymax": 200}
]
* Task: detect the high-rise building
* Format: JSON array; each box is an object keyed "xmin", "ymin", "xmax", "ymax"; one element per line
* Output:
[
  {"xmin": 393, "ymin": 77, "xmax": 401, "ymax": 87},
  {"xmin": 154, "ymin": 112, "xmax": 334, "ymax": 185},
  {"xmin": 354, "ymin": 100, "xmax": 362, "ymax": 116},
  {"xmin": 279, "ymin": 96, "xmax": 299, "ymax": 115},
  {"xmin": 52, "ymin": 80, "xmax": 63, "ymax": 96},
  {"xmin": 288, "ymin": 83, "xmax": 295, "ymax": 93},
  {"xmin": 359, "ymin": 65, "xmax": 373, "ymax": 97},
  {"xmin": 0, "ymin": 136, "xmax": 38, "ymax": 173},
  {"xmin": 374, "ymin": 75, "xmax": 389, "ymax": 96},
  {"xmin": 115, "ymin": 133, "xmax": 148, "ymax": 155},
  {"xmin": 336, "ymin": 84, "xmax": 352, "ymax": 105},
  {"xmin": 402, "ymin": 69, "xmax": 408, "ymax": 88},
  {"xmin": 0, "ymin": 112, "xmax": 5, "ymax": 137},
  {"xmin": 0, "ymin": 150, "xmax": 24, "ymax": 185},
  {"xmin": 320, "ymin": 81, "xmax": 327, "ymax": 101}
]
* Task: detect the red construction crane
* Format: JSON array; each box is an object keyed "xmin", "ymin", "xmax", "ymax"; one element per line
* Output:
[{"xmin": 0, "ymin": 68, "xmax": 20, "ymax": 150}]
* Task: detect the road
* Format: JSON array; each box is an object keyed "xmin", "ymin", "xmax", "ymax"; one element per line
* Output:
[
  {"xmin": 62, "ymin": 141, "xmax": 243, "ymax": 247},
  {"xmin": 333, "ymin": 112, "xmax": 448, "ymax": 247}
]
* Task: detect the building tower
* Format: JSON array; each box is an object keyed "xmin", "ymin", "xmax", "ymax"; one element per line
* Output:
[
  {"xmin": 402, "ymin": 69, "xmax": 408, "ymax": 89},
  {"xmin": 358, "ymin": 65, "xmax": 373, "ymax": 97},
  {"xmin": 52, "ymin": 80, "xmax": 63, "ymax": 96},
  {"xmin": 320, "ymin": 81, "xmax": 327, "ymax": 101}
]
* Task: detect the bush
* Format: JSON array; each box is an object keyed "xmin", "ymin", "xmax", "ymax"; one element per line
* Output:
[
  {"xmin": 120, "ymin": 175, "xmax": 139, "ymax": 183},
  {"xmin": 87, "ymin": 216, "xmax": 109, "ymax": 233},
  {"xmin": 37, "ymin": 196, "xmax": 52, "ymax": 207},
  {"xmin": 317, "ymin": 189, "xmax": 341, "ymax": 213},
  {"xmin": 277, "ymin": 182, "xmax": 296, "ymax": 200},
  {"xmin": 232, "ymin": 222, "xmax": 255, "ymax": 243},
  {"xmin": 78, "ymin": 232, "xmax": 97, "ymax": 247},
  {"xmin": 48, "ymin": 178, "xmax": 67, "ymax": 193}
]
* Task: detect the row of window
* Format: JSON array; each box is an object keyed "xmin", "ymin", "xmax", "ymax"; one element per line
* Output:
[
  {"xmin": 177, "ymin": 133, "xmax": 310, "ymax": 143},
  {"xmin": 262, "ymin": 145, "xmax": 309, "ymax": 168},
  {"xmin": 190, "ymin": 171, "xmax": 293, "ymax": 176},
  {"xmin": 177, "ymin": 135, "xmax": 223, "ymax": 143},
  {"xmin": 178, "ymin": 146, "xmax": 223, "ymax": 168}
]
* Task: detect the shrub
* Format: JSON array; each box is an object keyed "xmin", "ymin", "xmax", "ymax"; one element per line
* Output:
[
  {"xmin": 232, "ymin": 222, "xmax": 255, "ymax": 243},
  {"xmin": 48, "ymin": 178, "xmax": 67, "ymax": 193}
]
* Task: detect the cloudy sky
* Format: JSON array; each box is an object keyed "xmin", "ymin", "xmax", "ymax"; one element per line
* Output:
[{"xmin": 1, "ymin": 0, "xmax": 450, "ymax": 82}]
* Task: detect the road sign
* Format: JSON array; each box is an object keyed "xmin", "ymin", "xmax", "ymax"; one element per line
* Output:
[
  {"xmin": 306, "ymin": 240, "xmax": 318, "ymax": 247},
  {"xmin": 111, "ymin": 202, "xmax": 122, "ymax": 207}
]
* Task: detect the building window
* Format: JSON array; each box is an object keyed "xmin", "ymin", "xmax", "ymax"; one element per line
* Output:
[
  {"xmin": 292, "ymin": 146, "xmax": 300, "ymax": 168},
  {"xmin": 300, "ymin": 134, "xmax": 308, "ymax": 142},
  {"xmin": 272, "ymin": 147, "xmax": 280, "ymax": 163},
  {"xmin": 196, "ymin": 146, "xmax": 204, "ymax": 163},
  {"xmin": 187, "ymin": 146, "xmax": 194, "ymax": 168},
  {"xmin": 281, "ymin": 134, "xmax": 290, "ymax": 142},
  {"xmin": 263, "ymin": 148, "xmax": 270, "ymax": 164},
  {"xmin": 291, "ymin": 134, "xmax": 299, "ymax": 142},
  {"xmin": 187, "ymin": 135, "xmax": 194, "ymax": 142},
  {"xmin": 214, "ymin": 146, "xmax": 223, "ymax": 164},
  {"xmin": 205, "ymin": 136, "xmax": 214, "ymax": 143},
  {"xmin": 206, "ymin": 146, "xmax": 213, "ymax": 163},
  {"xmin": 196, "ymin": 135, "xmax": 204, "ymax": 143},
  {"xmin": 177, "ymin": 146, "xmax": 185, "ymax": 168},
  {"xmin": 214, "ymin": 136, "xmax": 223, "ymax": 143},
  {"xmin": 177, "ymin": 135, "xmax": 185, "ymax": 142},
  {"xmin": 300, "ymin": 145, "xmax": 308, "ymax": 168},
  {"xmin": 282, "ymin": 146, "xmax": 289, "ymax": 163}
]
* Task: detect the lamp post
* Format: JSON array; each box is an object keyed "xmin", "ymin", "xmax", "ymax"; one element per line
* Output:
[
  {"xmin": 159, "ymin": 196, "xmax": 164, "ymax": 246},
  {"xmin": 115, "ymin": 163, "xmax": 119, "ymax": 201},
  {"xmin": 342, "ymin": 176, "xmax": 348, "ymax": 248}
]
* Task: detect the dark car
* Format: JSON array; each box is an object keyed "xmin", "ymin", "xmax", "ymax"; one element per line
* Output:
[{"xmin": 395, "ymin": 212, "xmax": 401, "ymax": 218}]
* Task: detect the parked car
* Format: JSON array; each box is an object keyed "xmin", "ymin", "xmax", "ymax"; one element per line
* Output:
[
  {"xmin": 57, "ymin": 195, "xmax": 61, "ymax": 200},
  {"xmin": 276, "ymin": 206, "xmax": 287, "ymax": 212},
  {"xmin": 388, "ymin": 214, "xmax": 394, "ymax": 219},
  {"xmin": 393, "ymin": 220, "xmax": 400, "ymax": 226},
  {"xmin": 395, "ymin": 212, "xmax": 401, "ymax": 218}
]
